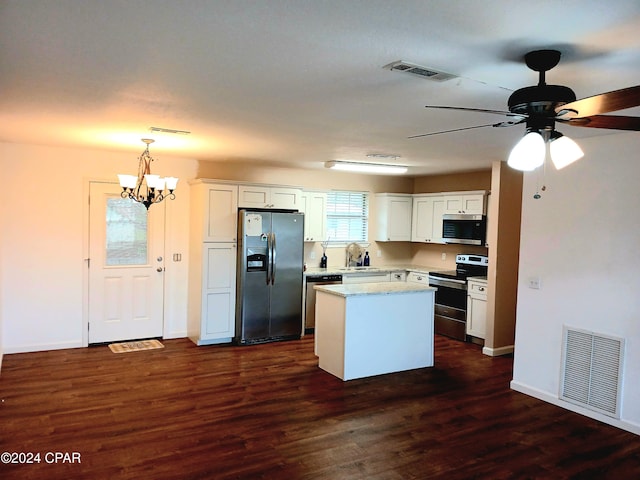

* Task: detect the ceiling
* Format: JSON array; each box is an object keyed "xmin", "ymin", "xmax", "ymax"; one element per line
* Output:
[{"xmin": 1, "ymin": 0, "xmax": 639, "ymax": 176}]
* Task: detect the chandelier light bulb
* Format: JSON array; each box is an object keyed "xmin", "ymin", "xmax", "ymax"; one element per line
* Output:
[
  {"xmin": 165, "ymin": 177, "xmax": 179, "ymax": 191},
  {"xmin": 144, "ymin": 174, "xmax": 160, "ymax": 189},
  {"xmin": 507, "ymin": 131, "xmax": 545, "ymax": 171},
  {"xmin": 118, "ymin": 174, "xmax": 137, "ymax": 189}
]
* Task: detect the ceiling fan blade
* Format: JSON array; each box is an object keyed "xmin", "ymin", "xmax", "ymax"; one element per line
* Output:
[
  {"xmin": 408, "ymin": 120, "xmax": 522, "ymax": 139},
  {"xmin": 425, "ymin": 105, "xmax": 526, "ymax": 118},
  {"xmin": 558, "ymin": 114, "xmax": 640, "ymax": 131},
  {"xmin": 555, "ymin": 85, "xmax": 640, "ymax": 118}
]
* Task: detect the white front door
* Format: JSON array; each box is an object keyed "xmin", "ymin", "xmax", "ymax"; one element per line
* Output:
[{"xmin": 88, "ymin": 181, "xmax": 165, "ymax": 343}]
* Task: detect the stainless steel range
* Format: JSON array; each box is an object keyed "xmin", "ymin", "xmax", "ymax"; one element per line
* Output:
[{"xmin": 428, "ymin": 254, "xmax": 488, "ymax": 341}]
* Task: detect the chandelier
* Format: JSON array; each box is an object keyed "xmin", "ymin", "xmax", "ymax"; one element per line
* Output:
[{"xmin": 117, "ymin": 139, "xmax": 178, "ymax": 210}]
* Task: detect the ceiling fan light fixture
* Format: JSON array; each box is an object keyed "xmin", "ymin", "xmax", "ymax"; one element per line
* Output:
[
  {"xmin": 325, "ymin": 160, "xmax": 407, "ymax": 175},
  {"xmin": 507, "ymin": 130, "xmax": 546, "ymax": 171},
  {"xmin": 549, "ymin": 132, "xmax": 584, "ymax": 170}
]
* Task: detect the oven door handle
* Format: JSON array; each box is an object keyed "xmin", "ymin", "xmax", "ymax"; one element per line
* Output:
[{"xmin": 428, "ymin": 276, "xmax": 467, "ymax": 290}]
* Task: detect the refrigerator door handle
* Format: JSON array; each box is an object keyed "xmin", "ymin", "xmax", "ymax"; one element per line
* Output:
[
  {"xmin": 266, "ymin": 232, "xmax": 272, "ymax": 285},
  {"xmin": 271, "ymin": 232, "xmax": 277, "ymax": 285}
]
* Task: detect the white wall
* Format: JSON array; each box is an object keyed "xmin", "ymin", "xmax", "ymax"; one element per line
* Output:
[
  {"xmin": 511, "ymin": 132, "xmax": 640, "ymax": 434},
  {"xmin": 0, "ymin": 191, "xmax": 4, "ymax": 368},
  {"xmin": 0, "ymin": 142, "xmax": 197, "ymax": 353}
]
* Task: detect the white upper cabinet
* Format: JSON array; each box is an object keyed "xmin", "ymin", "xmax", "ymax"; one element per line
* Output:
[
  {"xmin": 300, "ymin": 191, "xmax": 327, "ymax": 242},
  {"xmin": 238, "ymin": 185, "xmax": 302, "ymax": 210},
  {"xmin": 375, "ymin": 194, "xmax": 412, "ymax": 241},
  {"xmin": 443, "ymin": 192, "xmax": 486, "ymax": 215},
  {"xmin": 411, "ymin": 194, "xmax": 446, "ymax": 244},
  {"xmin": 190, "ymin": 181, "xmax": 238, "ymax": 243}
]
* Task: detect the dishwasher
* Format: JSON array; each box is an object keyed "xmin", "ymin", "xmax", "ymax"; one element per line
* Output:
[{"xmin": 304, "ymin": 274, "xmax": 342, "ymax": 333}]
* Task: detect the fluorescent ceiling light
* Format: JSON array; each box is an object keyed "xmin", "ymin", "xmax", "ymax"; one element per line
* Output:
[
  {"xmin": 149, "ymin": 126, "xmax": 191, "ymax": 135},
  {"xmin": 325, "ymin": 160, "xmax": 408, "ymax": 175}
]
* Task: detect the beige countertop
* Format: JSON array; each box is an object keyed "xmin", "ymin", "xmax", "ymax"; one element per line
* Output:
[
  {"xmin": 305, "ymin": 264, "xmax": 441, "ymax": 277},
  {"xmin": 467, "ymin": 276, "xmax": 488, "ymax": 283},
  {"xmin": 314, "ymin": 282, "xmax": 436, "ymax": 297}
]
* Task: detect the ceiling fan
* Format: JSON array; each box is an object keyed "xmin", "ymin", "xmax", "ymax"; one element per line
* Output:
[{"xmin": 411, "ymin": 49, "xmax": 640, "ymax": 171}]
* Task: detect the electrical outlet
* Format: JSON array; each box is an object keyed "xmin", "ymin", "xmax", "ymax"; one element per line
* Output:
[
  {"xmin": 441, "ymin": 253, "xmax": 446, "ymax": 261},
  {"xmin": 377, "ymin": 250, "xmax": 382, "ymax": 258},
  {"xmin": 528, "ymin": 276, "xmax": 541, "ymax": 289},
  {"xmin": 309, "ymin": 251, "xmax": 316, "ymax": 260}
]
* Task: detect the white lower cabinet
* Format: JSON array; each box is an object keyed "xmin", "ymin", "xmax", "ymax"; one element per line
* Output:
[
  {"xmin": 406, "ymin": 271, "xmax": 429, "ymax": 285},
  {"xmin": 466, "ymin": 279, "xmax": 488, "ymax": 339},
  {"xmin": 390, "ymin": 270, "xmax": 407, "ymax": 282},
  {"xmin": 188, "ymin": 243, "xmax": 237, "ymax": 345}
]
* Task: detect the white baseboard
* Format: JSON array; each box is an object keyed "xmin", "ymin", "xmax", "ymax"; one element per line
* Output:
[
  {"xmin": 189, "ymin": 336, "xmax": 233, "ymax": 346},
  {"xmin": 163, "ymin": 331, "xmax": 188, "ymax": 340},
  {"xmin": 482, "ymin": 344, "xmax": 514, "ymax": 356},
  {"xmin": 3, "ymin": 340, "xmax": 83, "ymax": 354},
  {"xmin": 510, "ymin": 380, "xmax": 640, "ymax": 436}
]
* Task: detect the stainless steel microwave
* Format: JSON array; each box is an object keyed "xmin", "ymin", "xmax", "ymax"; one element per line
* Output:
[{"xmin": 442, "ymin": 214, "xmax": 486, "ymax": 245}]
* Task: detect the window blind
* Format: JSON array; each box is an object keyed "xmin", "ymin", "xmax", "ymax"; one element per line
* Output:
[{"xmin": 325, "ymin": 191, "xmax": 369, "ymax": 243}]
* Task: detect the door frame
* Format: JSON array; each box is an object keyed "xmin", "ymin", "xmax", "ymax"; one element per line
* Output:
[{"xmin": 82, "ymin": 178, "xmax": 167, "ymax": 346}]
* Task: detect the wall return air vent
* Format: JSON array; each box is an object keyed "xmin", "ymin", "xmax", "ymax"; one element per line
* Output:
[
  {"xmin": 384, "ymin": 60, "xmax": 457, "ymax": 82},
  {"xmin": 560, "ymin": 326, "xmax": 624, "ymax": 418}
]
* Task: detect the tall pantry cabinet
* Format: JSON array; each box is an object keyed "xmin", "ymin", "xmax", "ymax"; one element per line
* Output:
[{"xmin": 188, "ymin": 180, "xmax": 238, "ymax": 345}]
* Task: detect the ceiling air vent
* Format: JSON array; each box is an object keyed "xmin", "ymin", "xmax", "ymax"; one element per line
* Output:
[{"xmin": 384, "ymin": 60, "xmax": 457, "ymax": 82}]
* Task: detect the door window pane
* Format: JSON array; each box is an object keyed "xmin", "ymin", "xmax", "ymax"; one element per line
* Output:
[{"xmin": 105, "ymin": 198, "xmax": 148, "ymax": 266}]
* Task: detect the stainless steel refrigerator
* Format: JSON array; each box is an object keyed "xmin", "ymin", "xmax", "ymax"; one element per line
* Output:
[{"xmin": 235, "ymin": 209, "xmax": 304, "ymax": 344}]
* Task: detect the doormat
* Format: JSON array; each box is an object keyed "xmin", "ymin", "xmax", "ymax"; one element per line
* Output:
[{"xmin": 108, "ymin": 339, "xmax": 164, "ymax": 354}]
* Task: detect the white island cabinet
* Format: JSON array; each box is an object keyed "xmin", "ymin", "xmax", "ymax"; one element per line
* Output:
[{"xmin": 314, "ymin": 282, "xmax": 436, "ymax": 381}]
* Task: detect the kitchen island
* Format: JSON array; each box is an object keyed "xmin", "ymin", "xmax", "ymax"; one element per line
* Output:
[{"xmin": 314, "ymin": 282, "xmax": 436, "ymax": 381}]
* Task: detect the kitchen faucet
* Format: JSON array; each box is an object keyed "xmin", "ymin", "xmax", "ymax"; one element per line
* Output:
[{"xmin": 345, "ymin": 243, "xmax": 363, "ymax": 267}]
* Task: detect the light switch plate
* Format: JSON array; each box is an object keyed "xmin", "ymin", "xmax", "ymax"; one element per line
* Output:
[{"xmin": 528, "ymin": 277, "xmax": 541, "ymax": 289}]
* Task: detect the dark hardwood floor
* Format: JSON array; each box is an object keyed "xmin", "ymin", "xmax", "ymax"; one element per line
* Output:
[{"xmin": 1, "ymin": 335, "xmax": 638, "ymax": 479}]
